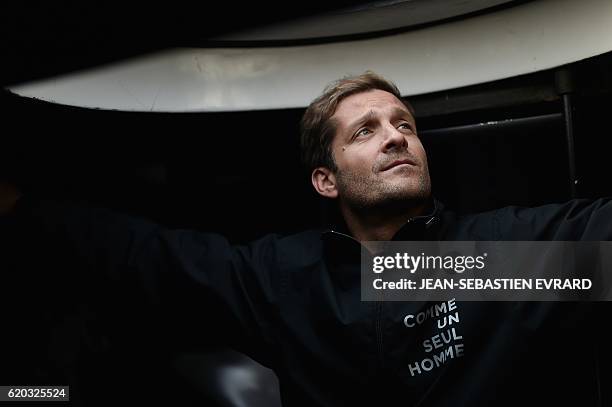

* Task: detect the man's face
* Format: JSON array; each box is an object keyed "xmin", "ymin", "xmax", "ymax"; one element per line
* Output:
[{"xmin": 324, "ymin": 89, "xmax": 431, "ymax": 211}]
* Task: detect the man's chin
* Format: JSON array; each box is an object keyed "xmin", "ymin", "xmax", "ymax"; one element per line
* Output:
[{"xmin": 382, "ymin": 179, "xmax": 429, "ymax": 196}]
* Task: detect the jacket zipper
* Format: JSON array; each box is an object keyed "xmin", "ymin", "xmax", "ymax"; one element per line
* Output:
[{"xmin": 326, "ymin": 230, "xmax": 386, "ymax": 368}]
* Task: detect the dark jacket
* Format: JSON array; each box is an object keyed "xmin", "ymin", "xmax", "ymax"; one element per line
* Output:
[{"xmin": 5, "ymin": 196, "xmax": 612, "ymax": 406}]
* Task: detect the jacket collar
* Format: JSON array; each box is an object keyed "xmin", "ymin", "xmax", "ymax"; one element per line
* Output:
[{"xmin": 321, "ymin": 198, "xmax": 444, "ymax": 264}]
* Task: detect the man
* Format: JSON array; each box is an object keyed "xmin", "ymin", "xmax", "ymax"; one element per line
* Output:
[
  {"xmin": 302, "ymin": 73, "xmax": 431, "ymax": 241},
  {"xmin": 1, "ymin": 72, "xmax": 611, "ymax": 406}
]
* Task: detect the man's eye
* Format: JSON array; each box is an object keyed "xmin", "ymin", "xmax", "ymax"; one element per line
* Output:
[
  {"xmin": 398, "ymin": 123, "xmax": 413, "ymax": 131},
  {"xmin": 355, "ymin": 128, "xmax": 371, "ymax": 138}
]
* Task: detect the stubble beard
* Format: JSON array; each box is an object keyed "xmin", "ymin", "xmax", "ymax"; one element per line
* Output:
[{"xmin": 335, "ymin": 165, "xmax": 431, "ymax": 214}]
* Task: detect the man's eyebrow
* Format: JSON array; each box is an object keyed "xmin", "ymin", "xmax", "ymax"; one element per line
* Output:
[
  {"xmin": 391, "ymin": 106, "xmax": 414, "ymax": 121},
  {"xmin": 346, "ymin": 110, "xmax": 375, "ymax": 134}
]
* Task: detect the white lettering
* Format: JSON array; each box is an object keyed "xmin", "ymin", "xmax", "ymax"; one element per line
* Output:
[
  {"xmin": 408, "ymin": 344, "xmax": 465, "ymax": 377},
  {"xmin": 404, "ymin": 315, "xmax": 415, "ymax": 328}
]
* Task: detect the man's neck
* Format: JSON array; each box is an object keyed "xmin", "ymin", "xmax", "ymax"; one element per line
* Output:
[{"xmin": 339, "ymin": 199, "xmax": 430, "ymax": 242}]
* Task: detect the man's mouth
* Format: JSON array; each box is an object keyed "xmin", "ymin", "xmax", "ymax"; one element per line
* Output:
[{"xmin": 381, "ymin": 158, "xmax": 416, "ymax": 171}]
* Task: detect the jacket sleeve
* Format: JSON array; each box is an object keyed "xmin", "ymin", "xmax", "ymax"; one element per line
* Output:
[
  {"xmin": 494, "ymin": 197, "xmax": 612, "ymax": 240},
  {"xmin": 9, "ymin": 195, "xmax": 281, "ymax": 357}
]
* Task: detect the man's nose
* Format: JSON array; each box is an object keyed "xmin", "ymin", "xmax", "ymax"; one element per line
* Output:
[{"xmin": 381, "ymin": 124, "xmax": 407, "ymax": 152}]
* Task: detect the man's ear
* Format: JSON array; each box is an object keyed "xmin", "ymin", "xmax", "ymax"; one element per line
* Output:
[{"xmin": 311, "ymin": 167, "xmax": 338, "ymax": 199}]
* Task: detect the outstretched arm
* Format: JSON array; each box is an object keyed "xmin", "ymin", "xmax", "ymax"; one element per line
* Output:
[
  {"xmin": 493, "ymin": 198, "xmax": 612, "ymax": 240},
  {"xmin": 1, "ymin": 182, "xmax": 279, "ymax": 360}
]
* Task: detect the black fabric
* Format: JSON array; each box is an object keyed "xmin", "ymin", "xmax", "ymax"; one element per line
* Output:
[{"xmin": 4, "ymin": 195, "xmax": 612, "ymax": 406}]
